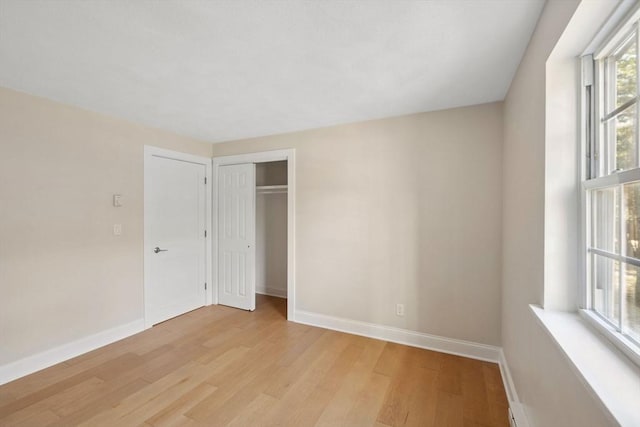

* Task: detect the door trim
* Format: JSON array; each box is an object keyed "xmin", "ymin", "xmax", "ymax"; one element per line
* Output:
[
  {"xmin": 143, "ymin": 146, "xmax": 213, "ymax": 329},
  {"xmin": 212, "ymin": 149, "xmax": 296, "ymax": 321}
]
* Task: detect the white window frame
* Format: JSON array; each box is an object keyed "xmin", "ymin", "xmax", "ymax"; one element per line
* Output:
[{"xmin": 582, "ymin": 6, "xmax": 640, "ymax": 367}]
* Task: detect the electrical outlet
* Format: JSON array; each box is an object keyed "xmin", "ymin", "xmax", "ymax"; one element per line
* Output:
[{"xmin": 396, "ymin": 303, "xmax": 405, "ymax": 317}]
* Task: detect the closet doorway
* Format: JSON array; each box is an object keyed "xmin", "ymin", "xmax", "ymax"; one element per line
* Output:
[
  {"xmin": 255, "ymin": 161, "xmax": 288, "ymax": 300},
  {"xmin": 212, "ymin": 149, "xmax": 295, "ymax": 320}
]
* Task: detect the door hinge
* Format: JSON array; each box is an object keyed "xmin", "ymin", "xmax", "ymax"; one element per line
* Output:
[
  {"xmin": 204, "ymin": 230, "xmax": 207, "ymax": 238},
  {"xmin": 205, "ymin": 282, "xmax": 207, "ymax": 290},
  {"xmin": 204, "ymin": 177, "xmax": 207, "ymax": 184}
]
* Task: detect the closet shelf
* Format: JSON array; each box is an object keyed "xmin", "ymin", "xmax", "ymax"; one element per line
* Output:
[{"xmin": 256, "ymin": 184, "xmax": 288, "ymax": 194}]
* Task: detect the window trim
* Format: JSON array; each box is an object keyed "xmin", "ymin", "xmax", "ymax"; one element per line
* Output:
[
  {"xmin": 594, "ymin": 4, "xmax": 640, "ymax": 61},
  {"xmin": 579, "ymin": 308, "xmax": 640, "ymax": 367},
  {"xmin": 583, "ymin": 9, "xmax": 640, "ymax": 365},
  {"xmin": 583, "ymin": 167, "xmax": 640, "ymax": 191},
  {"xmin": 594, "ymin": 25, "xmax": 640, "ymax": 177}
]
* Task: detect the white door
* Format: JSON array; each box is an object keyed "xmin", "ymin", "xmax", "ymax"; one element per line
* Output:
[
  {"xmin": 218, "ymin": 163, "xmax": 256, "ymax": 311},
  {"xmin": 146, "ymin": 154, "xmax": 207, "ymax": 325}
]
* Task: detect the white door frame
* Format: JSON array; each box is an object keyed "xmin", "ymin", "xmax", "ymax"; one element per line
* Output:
[
  {"xmin": 212, "ymin": 149, "xmax": 296, "ymax": 321},
  {"xmin": 143, "ymin": 146, "xmax": 213, "ymax": 329}
]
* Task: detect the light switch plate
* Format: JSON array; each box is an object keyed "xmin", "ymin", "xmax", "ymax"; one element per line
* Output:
[
  {"xmin": 113, "ymin": 194, "xmax": 122, "ymax": 207},
  {"xmin": 113, "ymin": 224, "xmax": 122, "ymax": 236}
]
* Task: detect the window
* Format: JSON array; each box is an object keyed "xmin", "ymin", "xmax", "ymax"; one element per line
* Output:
[{"xmin": 585, "ymin": 15, "xmax": 640, "ymax": 360}]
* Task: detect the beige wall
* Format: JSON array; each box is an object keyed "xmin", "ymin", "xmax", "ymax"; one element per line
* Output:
[
  {"xmin": 213, "ymin": 103, "xmax": 504, "ymax": 346},
  {"xmin": 0, "ymin": 87, "xmax": 211, "ymax": 365},
  {"xmin": 502, "ymin": 0, "xmax": 616, "ymax": 425}
]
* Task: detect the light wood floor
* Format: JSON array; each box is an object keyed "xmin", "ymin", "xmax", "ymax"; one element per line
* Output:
[{"xmin": 0, "ymin": 295, "xmax": 509, "ymax": 427}]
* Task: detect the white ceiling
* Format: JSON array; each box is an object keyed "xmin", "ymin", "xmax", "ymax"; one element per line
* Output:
[{"xmin": 0, "ymin": 0, "xmax": 544, "ymax": 143}]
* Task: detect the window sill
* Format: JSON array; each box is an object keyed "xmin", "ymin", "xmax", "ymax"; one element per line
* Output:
[
  {"xmin": 529, "ymin": 304, "xmax": 640, "ymax": 427},
  {"xmin": 578, "ymin": 309, "xmax": 640, "ymax": 367}
]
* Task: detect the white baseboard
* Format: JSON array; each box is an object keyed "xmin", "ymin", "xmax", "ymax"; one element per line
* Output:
[
  {"xmin": 508, "ymin": 404, "xmax": 529, "ymax": 427},
  {"xmin": 293, "ymin": 309, "xmax": 500, "ymax": 363},
  {"xmin": 499, "ymin": 349, "xmax": 530, "ymax": 427},
  {"xmin": 256, "ymin": 286, "xmax": 287, "ymax": 299},
  {"xmin": 0, "ymin": 318, "xmax": 145, "ymax": 386},
  {"xmin": 499, "ymin": 349, "xmax": 520, "ymax": 403}
]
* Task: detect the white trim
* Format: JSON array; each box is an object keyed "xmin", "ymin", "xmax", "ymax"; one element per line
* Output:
[
  {"xmin": 582, "ymin": 167, "xmax": 640, "ymax": 190},
  {"xmin": 213, "ymin": 149, "xmax": 291, "ymax": 165},
  {"xmin": 0, "ymin": 319, "xmax": 144, "ymax": 386},
  {"xmin": 579, "ymin": 309, "xmax": 640, "ymax": 367},
  {"xmin": 143, "ymin": 146, "xmax": 213, "ymax": 328},
  {"xmin": 591, "ymin": 1, "xmax": 640, "ymax": 59},
  {"xmin": 499, "ymin": 349, "xmax": 520, "ymax": 403},
  {"xmin": 531, "ymin": 304, "xmax": 640, "ymax": 427},
  {"xmin": 256, "ymin": 286, "xmax": 287, "ymax": 299},
  {"xmin": 508, "ymin": 406, "xmax": 529, "ymax": 427},
  {"xmin": 499, "ymin": 350, "xmax": 530, "ymax": 427},
  {"xmin": 293, "ymin": 309, "xmax": 500, "ymax": 363},
  {"xmin": 212, "ymin": 149, "xmax": 296, "ymax": 320}
]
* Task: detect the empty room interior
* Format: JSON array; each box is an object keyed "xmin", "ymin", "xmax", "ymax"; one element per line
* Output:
[{"xmin": 2, "ymin": 0, "xmax": 640, "ymax": 426}]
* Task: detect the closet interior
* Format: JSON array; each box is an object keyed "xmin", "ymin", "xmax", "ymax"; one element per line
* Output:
[{"xmin": 255, "ymin": 161, "xmax": 288, "ymax": 301}]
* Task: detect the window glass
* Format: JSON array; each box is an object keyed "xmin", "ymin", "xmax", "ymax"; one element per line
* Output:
[
  {"xmin": 593, "ymin": 254, "xmax": 621, "ymax": 327},
  {"xmin": 615, "ymin": 104, "xmax": 637, "ymax": 171},
  {"xmin": 624, "ymin": 182, "xmax": 640, "ymax": 259},
  {"xmin": 623, "ymin": 263, "xmax": 640, "ymax": 342},
  {"xmin": 616, "ymin": 37, "xmax": 637, "ymax": 108},
  {"xmin": 593, "ymin": 187, "xmax": 620, "ymax": 253}
]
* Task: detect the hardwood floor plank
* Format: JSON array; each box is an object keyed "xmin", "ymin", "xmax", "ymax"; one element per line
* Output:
[
  {"xmin": 314, "ymin": 339, "xmax": 386, "ymax": 427},
  {"xmin": 145, "ymin": 382, "xmax": 216, "ymax": 426},
  {"xmin": 0, "ymin": 377, "xmax": 103, "ymax": 426},
  {"xmin": 415, "ymin": 348, "xmax": 445, "ymax": 371},
  {"xmin": 47, "ymin": 344, "xmax": 188, "ymax": 421},
  {"xmin": 437, "ymin": 354, "xmax": 464, "ymax": 395},
  {"xmin": 254, "ymin": 334, "xmax": 354, "ymax": 426},
  {"xmin": 482, "ymin": 363, "xmax": 510, "ymax": 427},
  {"xmin": 184, "ymin": 340, "xmax": 291, "ymax": 421},
  {"xmin": 1, "ymin": 363, "xmax": 90, "ymax": 401},
  {"xmin": 262, "ymin": 329, "xmax": 340, "ymax": 399},
  {"xmin": 0, "ymin": 389, "xmax": 16, "ymax": 404},
  {"xmin": 461, "ymin": 358, "xmax": 493, "ymax": 426},
  {"xmin": 343, "ymin": 372, "xmax": 392, "ymax": 426},
  {"xmin": 47, "ymin": 378, "xmax": 150, "ymax": 426},
  {"xmin": 191, "ymin": 364, "xmax": 280, "ymax": 425},
  {"xmin": 225, "ymin": 393, "xmax": 279, "ymax": 427},
  {"xmin": 51, "ymin": 369, "xmax": 145, "ymax": 418},
  {"xmin": 433, "ymin": 390, "xmax": 465, "ymax": 427},
  {"xmin": 280, "ymin": 343, "xmax": 363, "ymax": 426},
  {"xmin": 376, "ymin": 347, "xmax": 426, "ymax": 426},
  {"xmin": 403, "ymin": 367, "xmax": 439, "ymax": 427},
  {"xmin": 373, "ymin": 342, "xmax": 409, "ymax": 377},
  {"xmin": 94, "ymin": 371, "xmax": 212, "ymax": 426},
  {"xmin": 0, "ymin": 296, "xmax": 509, "ymax": 427},
  {"xmin": 7, "ymin": 408, "xmax": 61, "ymax": 427},
  {"xmin": 0, "ymin": 352, "xmax": 143, "ymax": 418}
]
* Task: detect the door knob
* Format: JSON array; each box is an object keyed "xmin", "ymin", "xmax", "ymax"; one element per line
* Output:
[{"xmin": 154, "ymin": 247, "xmax": 168, "ymax": 253}]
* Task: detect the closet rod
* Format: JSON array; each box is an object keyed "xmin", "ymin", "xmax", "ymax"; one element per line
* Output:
[{"xmin": 256, "ymin": 184, "xmax": 287, "ymax": 194}]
